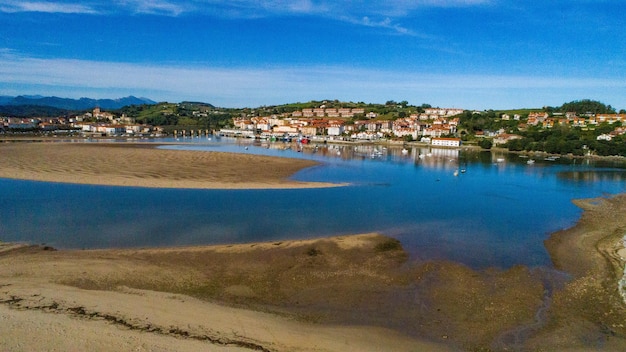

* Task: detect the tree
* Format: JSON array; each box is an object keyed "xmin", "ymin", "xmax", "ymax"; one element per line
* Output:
[
  {"xmin": 478, "ymin": 139, "xmax": 493, "ymax": 150},
  {"xmin": 559, "ymin": 99, "xmax": 615, "ymax": 114}
]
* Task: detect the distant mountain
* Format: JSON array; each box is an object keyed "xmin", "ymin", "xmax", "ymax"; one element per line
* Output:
[
  {"xmin": 0, "ymin": 96, "xmax": 14, "ymax": 105},
  {"xmin": 0, "ymin": 105, "xmax": 71, "ymax": 118},
  {"xmin": 0, "ymin": 95, "xmax": 157, "ymax": 111}
]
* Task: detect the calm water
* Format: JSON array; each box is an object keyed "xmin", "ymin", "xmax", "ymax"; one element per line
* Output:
[{"xmin": 1, "ymin": 137, "xmax": 625, "ymax": 269}]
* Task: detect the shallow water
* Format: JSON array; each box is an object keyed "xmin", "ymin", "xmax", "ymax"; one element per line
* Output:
[{"xmin": 1, "ymin": 137, "xmax": 625, "ymax": 269}]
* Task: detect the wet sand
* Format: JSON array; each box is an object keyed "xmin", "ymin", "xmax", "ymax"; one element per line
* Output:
[
  {"xmin": 0, "ymin": 235, "xmax": 452, "ymax": 352},
  {"xmin": 1, "ymin": 142, "xmax": 626, "ymax": 350},
  {"xmin": 0, "ymin": 142, "xmax": 340, "ymax": 189}
]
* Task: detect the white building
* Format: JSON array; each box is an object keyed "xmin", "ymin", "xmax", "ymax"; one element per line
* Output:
[
  {"xmin": 431, "ymin": 137, "xmax": 461, "ymax": 147},
  {"xmin": 327, "ymin": 125, "xmax": 345, "ymax": 136}
]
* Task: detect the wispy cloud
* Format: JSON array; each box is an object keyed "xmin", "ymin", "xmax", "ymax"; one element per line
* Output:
[
  {"xmin": 0, "ymin": 0, "xmax": 492, "ymax": 40},
  {"xmin": 192, "ymin": 0, "xmax": 492, "ymax": 34},
  {"xmin": 1, "ymin": 53, "xmax": 624, "ymax": 109},
  {"xmin": 339, "ymin": 15, "xmax": 417, "ymax": 36},
  {"xmin": 0, "ymin": 0, "xmax": 187, "ymax": 15},
  {"xmin": 0, "ymin": 0, "xmax": 97, "ymax": 14},
  {"xmin": 0, "ymin": 0, "xmax": 491, "ymax": 33},
  {"xmin": 115, "ymin": 0, "xmax": 187, "ymax": 16}
]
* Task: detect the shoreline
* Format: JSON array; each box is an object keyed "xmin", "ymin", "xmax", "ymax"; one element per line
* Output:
[{"xmin": 1, "ymin": 196, "xmax": 626, "ymax": 350}]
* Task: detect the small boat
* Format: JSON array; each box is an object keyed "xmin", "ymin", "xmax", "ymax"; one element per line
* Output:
[
  {"xmin": 496, "ymin": 158, "xmax": 505, "ymax": 163},
  {"xmin": 401, "ymin": 148, "xmax": 409, "ymax": 155},
  {"xmin": 453, "ymin": 170, "xmax": 459, "ymax": 176},
  {"xmin": 527, "ymin": 159, "xmax": 535, "ymax": 165}
]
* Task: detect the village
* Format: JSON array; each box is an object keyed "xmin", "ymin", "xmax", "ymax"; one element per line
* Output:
[
  {"xmin": 222, "ymin": 106, "xmax": 626, "ymax": 148},
  {"xmin": 221, "ymin": 106, "xmax": 465, "ymax": 147},
  {"xmin": 2, "ymin": 104, "xmax": 626, "ymax": 152},
  {"xmin": 0, "ymin": 107, "xmax": 163, "ymax": 137}
]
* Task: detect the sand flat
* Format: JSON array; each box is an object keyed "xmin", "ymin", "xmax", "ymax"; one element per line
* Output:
[
  {"xmin": 0, "ymin": 142, "xmax": 340, "ymax": 189},
  {"xmin": 0, "ymin": 235, "xmax": 452, "ymax": 352}
]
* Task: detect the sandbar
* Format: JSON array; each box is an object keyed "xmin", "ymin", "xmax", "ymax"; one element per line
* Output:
[{"xmin": 0, "ymin": 142, "xmax": 340, "ymax": 189}]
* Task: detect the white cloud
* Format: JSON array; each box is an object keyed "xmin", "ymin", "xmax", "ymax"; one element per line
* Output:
[
  {"xmin": 0, "ymin": 0, "xmax": 188, "ymax": 16},
  {"xmin": 116, "ymin": 0, "xmax": 187, "ymax": 16},
  {"xmin": 0, "ymin": 0, "xmax": 97, "ymax": 13},
  {"xmin": 0, "ymin": 0, "xmax": 490, "ymax": 34},
  {"xmin": 1, "ymin": 54, "xmax": 624, "ymax": 109}
]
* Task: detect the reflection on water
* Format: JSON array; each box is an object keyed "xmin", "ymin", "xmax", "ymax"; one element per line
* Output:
[
  {"xmin": 557, "ymin": 170, "xmax": 626, "ymax": 183},
  {"xmin": 1, "ymin": 137, "xmax": 626, "ymax": 269}
]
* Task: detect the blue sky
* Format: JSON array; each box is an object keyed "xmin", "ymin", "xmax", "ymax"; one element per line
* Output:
[{"xmin": 1, "ymin": 0, "xmax": 625, "ymax": 110}]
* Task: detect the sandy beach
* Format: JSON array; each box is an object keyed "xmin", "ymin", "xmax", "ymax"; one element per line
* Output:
[
  {"xmin": 0, "ymin": 235, "xmax": 452, "ymax": 352},
  {"xmin": 1, "ymin": 141, "xmax": 626, "ymax": 350},
  {"xmin": 0, "ymin": 142, "xmax": 340, "ymax": 189}
]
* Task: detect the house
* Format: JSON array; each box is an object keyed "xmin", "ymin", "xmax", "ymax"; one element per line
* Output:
[
  {"xmin": 571, "ymin": 117, "xmax": 587, "ymax": 127},
  {"xmin": 351, "ymin": 131, "xmax": 381, "ymax": 140},
  {"xmin": 327, "ymin": 125, "xmax": 344, "ymax": 136},
  {"xmin": 542, "ymin": 118, "xmax": 556, "ymax": 128},
  {"xmin": 325, "ymin": 108, "xmax": 340, "ymax": 118},
  {"xmin": 431, "ymin": 137, "xmax": 461, "ymax": 147},
  {"xmin": 326, "ymin": 121, "xmax": 345, "ymax": 136},
  {"xmin": 300, "ymin": 126, "xmax": 318, "ymax": 137},
  {"xmin": 273, "ymin": 125, "xmax": 299, "ymax": 134},
  {"xmin": 493, "ymin": 133, "xmax": 523, "ymax": 146},
  {"xmin": 313, "ymin": 108, "xmax": 325, "ymax": 117},
  {"xmin": 103, "ymin": 125, "xmax": 126, "ymax": 136},
  {"xmin": 393, "ymin": 127, "xmax": 419, "ymax": 140},
  {"xmin": 596, "ymin": 114, "xmax": 626, "ymax": 124},
  {"xmin": 338, "ymin": 108, "xmax": 352, "ymax": 117},
  {"xmin": 92, "ymin": 107, "xmax": 116, "ymax": 121},
  {"xmin": 528, "ymin": 112, "xmax": 549, "ymax": 121}
]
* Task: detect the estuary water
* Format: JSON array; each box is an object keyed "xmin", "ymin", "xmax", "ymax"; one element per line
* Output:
[{"xmin": 1, "ymin": 137, "xmax": 625, "ymax": 269}]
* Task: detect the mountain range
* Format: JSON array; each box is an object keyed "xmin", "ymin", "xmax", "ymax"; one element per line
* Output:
[{"xmin": 0, "ymin": 95, "xmax": 157, "ymax": 111}]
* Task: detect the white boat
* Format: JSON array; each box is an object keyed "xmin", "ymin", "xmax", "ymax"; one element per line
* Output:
[
  {"xmin": 401, "ymin": 148, "xmax": 409, "ymax": 155},
  {"xmin": 496, "ymin": 158, "xmax": 505, "ymax": 163},
  {"xmin": 527, "ymin": 159, "xmax": 535, "ymax": 165},
  {"xmin": 453, "ymin": 170, "xmax": 459, "ymax": 176}
]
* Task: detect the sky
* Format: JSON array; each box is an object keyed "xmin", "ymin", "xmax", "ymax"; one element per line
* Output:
[{"xmin": 1, "ymin": 0, "xmax": 625, "ymax": 110}]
